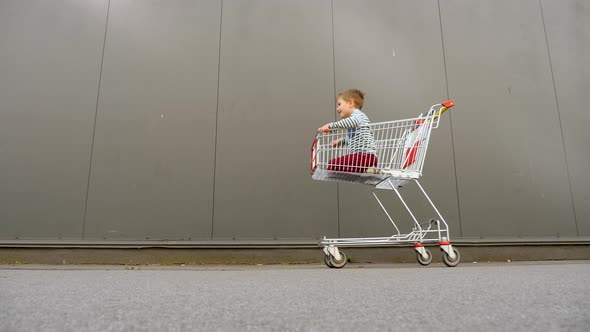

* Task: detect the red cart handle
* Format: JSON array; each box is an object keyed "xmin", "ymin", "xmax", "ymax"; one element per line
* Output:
[
  {"xmin": 441, "ymin": 100, "xmax": 455, "ymax": 108},
  {"xmin": 435, "ymin": 100, "xmax": 455, "ymax": 118}
]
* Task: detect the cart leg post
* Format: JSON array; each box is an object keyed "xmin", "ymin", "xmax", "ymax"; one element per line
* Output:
[
  {"xmin": 372, "ymin": 190, "xmax": 401, "ymax": 235},
  {"xmin": 439, "ymin": 239, "xmax": 457, "ymax": 259},
  {"xmin": 414, "ymin": 243, "xmax": 433, "ymax": 266},
  {"xmin": 326, "ymin": 245, "xmax": 341, "ymax": 261},
  {"xmin": 414, "ymin": 243, "xmax": 428, "ymax": 259},
  {"xmin": 414, "ymin": 180, "xmax": 449, "ymax": 235},
  {"xmin": 389, "ymin": 180, "xmax": 422, "ymax": 232}
]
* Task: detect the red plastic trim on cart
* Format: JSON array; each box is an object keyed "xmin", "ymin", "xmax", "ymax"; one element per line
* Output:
[
  {"xmin": 441, "ymin": 100, "xmax": 455, "ymax": 108},
  {"xmin": 310, "ymin": 138, "xmax": 318, "ymax": 174}
]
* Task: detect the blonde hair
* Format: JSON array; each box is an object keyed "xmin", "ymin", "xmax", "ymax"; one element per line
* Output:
[{"xmin": 337, "ymin": 89, "xmax": 365, "ymax": 109}]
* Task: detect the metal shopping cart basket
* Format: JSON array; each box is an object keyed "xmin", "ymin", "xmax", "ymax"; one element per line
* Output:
[{"xmin": 310, "ymin": 101, "xmax": 459, "ymax": 268}]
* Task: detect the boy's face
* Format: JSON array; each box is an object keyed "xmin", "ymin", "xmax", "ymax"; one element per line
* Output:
[{"xmin": 336, "ymin": 97, "xmax": 355, "ymax": 118}]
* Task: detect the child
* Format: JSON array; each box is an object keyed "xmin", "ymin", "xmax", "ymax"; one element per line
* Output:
[{"xmin": 318, "ymin": 89, "xmax": 378, "ymax": 173}]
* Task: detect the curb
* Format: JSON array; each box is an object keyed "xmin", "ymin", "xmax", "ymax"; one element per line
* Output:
[{"xmin": 1, "ymin": 244, "xmax": 589, "ymax": 265}]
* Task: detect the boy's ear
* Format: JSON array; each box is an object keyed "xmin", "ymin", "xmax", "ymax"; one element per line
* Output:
[{"xmin": 347, "ymin": 99, "xmax": 355, "ymax": 107}]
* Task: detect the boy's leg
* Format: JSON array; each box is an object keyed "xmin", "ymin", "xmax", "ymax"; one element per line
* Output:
[
  {"xmin": 329, "ymin": 153, "xmax": 378, "ymax": 173},
  {"xmin": 328, "ymin": 154, "xmax": 359, "ymax": 172},
  {"xmin": 350, "ymin": 153, "xmax": 364, "ymax": 173},
  {"xmin": 344, "ymin": 153, "xmax": 365, "ymax": 173},
  {"xmin": 365, "ymin": 154, "xmax": 379, "ymax": 173},
  {"xmin": 327, "ymin": 155, "xmax": 347, "ymax": 172},
  {"xmin": 354, "ymin": 153, "xmax": 378, "ymax": 173}
]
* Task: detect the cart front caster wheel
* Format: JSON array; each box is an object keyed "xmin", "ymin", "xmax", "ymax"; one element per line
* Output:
[
  {"xmin": 328, "ymin": 251, "xmax": 348, "ymax": 269},
  {"xmin": 416, "ymin": 249, "xmax": 432, "ymax": 266},
  {"xmin": 442, "ymin": 248, "xmax": 461, "ymax": 267},
  {"xmin": 324, "ymin": 255, "xmax": 333, "ymax": 268}
]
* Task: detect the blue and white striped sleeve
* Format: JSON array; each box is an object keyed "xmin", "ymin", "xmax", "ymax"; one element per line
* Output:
[{"xmin": 328, "ymin": 113, "xmax": 362, "ymax": 129}]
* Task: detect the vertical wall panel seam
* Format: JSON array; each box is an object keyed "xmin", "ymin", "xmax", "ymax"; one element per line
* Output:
[
  {"xmin": 539, "ymin": 0, "xmax": 579, "ymax": 235},
  {"xmin": 82, "ymin": 0, "xmax": 111, "ymax": 239},
  {"xmin": 437, "ymin": 0, "xmax": 462, "ymax": 237},
  {"xmin": 331, "ymin": 0, "xmax": 340, "ymax": 238},
  {"xmin": 211, "ymin": 0, "xmax": 224, "ymax": 239}
]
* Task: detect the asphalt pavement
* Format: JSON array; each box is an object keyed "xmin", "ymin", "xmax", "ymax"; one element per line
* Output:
[{"xmin": 1, "ymin": 261, "xmax": 589, "ymax": 331}]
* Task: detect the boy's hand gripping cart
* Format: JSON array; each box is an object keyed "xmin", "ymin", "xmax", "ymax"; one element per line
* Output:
[{"xmin": 310, "ymin": 101, "xmax": 459, "ymax": 268}]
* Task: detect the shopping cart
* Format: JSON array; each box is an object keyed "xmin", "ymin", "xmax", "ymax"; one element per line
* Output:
[{"xmin": 310, "ymin": 101, "xmax": 459, "ymax": 268}]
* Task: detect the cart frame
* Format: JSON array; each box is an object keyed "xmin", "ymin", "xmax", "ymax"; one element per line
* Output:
[{"xmin": 311, "ymin": 101, "xmax": 460, "ymax": 268}]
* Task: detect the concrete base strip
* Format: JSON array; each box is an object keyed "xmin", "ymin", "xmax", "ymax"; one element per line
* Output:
[{"xmin": 1, "ymin": 244, "xmax": 589, "ymax": 265}]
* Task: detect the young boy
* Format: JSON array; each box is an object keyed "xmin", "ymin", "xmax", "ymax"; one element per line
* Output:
[{"xmin": 318, "ymin": 89, "xmax": 378, "ymax": 173}]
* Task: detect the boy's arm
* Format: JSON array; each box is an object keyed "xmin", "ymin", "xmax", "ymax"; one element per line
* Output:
[
  {"xmin": 328, "ymin": 113, "xmax": 362, "ymax": 129},
  {"xmin": 331, "ymin": 137, "xmax": 346, "ymax": 147}
]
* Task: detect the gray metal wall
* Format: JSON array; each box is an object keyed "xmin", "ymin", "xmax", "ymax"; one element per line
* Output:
[{"xmin": 0, "ymin": 0, "xmax": 588, "ymax": 242}]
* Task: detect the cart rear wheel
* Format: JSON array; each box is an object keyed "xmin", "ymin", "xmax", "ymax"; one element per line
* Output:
[
  {"xmin": 416, "ymin": 249, "xmax": 432, "ymax": 266},
  {"xmin": 324, "ymin": 254, "xmax": 333, "ymax": 268},
  {"xmin": 442, "ymin": 248, "xmax": 461, "ymax": 267},
  {"xmin": 329, "ymin": 251, "xmax": 348, "ymax": 268}
]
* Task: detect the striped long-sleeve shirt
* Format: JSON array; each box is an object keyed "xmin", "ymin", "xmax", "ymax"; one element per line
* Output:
[{"xmin": 328, "ymin": 109, "xmax": 377, "ymax": 154}]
